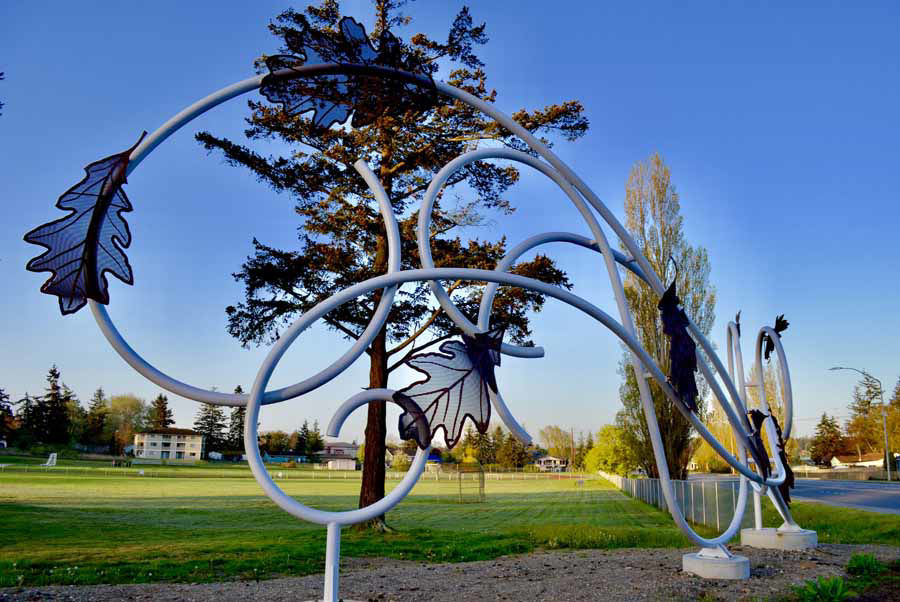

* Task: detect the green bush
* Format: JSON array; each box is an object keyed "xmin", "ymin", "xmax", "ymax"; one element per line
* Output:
[
  {"xmin": 793, "ymin": 576, "xmax": 856, "ymax": 601},
  {"xmin": 846, "ymin": 553, "xmax": 885, "ymax": 578}
]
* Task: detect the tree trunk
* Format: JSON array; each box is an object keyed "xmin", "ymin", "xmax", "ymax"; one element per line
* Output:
[
  {"xmin": 358, "ymin": 324, "xmax": 389, "ymax": 530},
  {"xmin": 357, "ymin": 224, "xmax": 391, "ymax": 531}
]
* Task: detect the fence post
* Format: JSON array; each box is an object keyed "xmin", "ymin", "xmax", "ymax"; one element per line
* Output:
[
  {"xmin": 702, "ymin": 481, "xmax": 707, "ymax": 526},
  {"xmin": 715, "ymin": 480, "xmax": 720, "ymax": 531}
]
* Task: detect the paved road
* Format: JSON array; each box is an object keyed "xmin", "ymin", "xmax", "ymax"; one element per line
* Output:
[
  {"xmin": 689, "ymin": 473, "xmax": 900, "ymax": 514},
  {"xmin": 792, "ymin": 479, "xmax": 900, "ymax": 514}
]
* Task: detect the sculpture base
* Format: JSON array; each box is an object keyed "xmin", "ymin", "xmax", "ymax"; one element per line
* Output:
[
  {"xmin": 682, "ymin": 552, "xmax": 750, "ymax": 580},
  {"xmin": 741, "ymin": 527, "xmax": 817, "ymax": 550}
]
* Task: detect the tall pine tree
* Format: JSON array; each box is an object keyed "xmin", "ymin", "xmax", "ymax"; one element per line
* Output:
[
  {"xmin": 227, "ymin": 385, "xmax": 247, "ymax": 451},
  {"xmin": 196, "ymin": 1, "xmax": 583, "ymax": 527},
  {"xmin": 41, "ymin": 366, "xmax": 72, "ymax": 445},
  {"xmin": 0, "ymin": 388, "xmax": 12, "ymax": 442},
  {"xmin": 85, "ymin": 388, "xmax": 109, "ymax": 446},
  {"xmin": 194, "ymin": 403, "xmax": 227, "ymax": 456},
  {"xmin": 149, "ymin": 394, "xmax": 175, "ymax": 429}
]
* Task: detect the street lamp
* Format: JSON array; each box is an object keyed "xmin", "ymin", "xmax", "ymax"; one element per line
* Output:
[{"xmin": 829, "ymin": 366, "xmax": 892, "ymax": 482}]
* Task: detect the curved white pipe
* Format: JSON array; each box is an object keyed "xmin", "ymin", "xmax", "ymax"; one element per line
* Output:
[
  {"xmin": 244, "ymin": 388, "xmax": 428, "ymax": 526},
  {"xmin": 84, "ymin": 62, "xmax": 802, "ymax": 549},
  {"xmin": 90, "ymin": 160, "xmax": 401, "ymax": 407}
]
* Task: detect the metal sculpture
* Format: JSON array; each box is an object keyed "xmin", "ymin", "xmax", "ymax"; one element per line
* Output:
[{"xmin": 25, "ymin": 17, "xmax": 815, "ymax": 599}]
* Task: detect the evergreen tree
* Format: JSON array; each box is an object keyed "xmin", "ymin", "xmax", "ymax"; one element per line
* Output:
[
  {"xmin": 809, "ymin": 413, "xmax": 845, "ymax": 466},
  {"xmin": 85, "ymin": 388, "xmax": 109, "ymax": 446},
  {"xmin": 845, "ymin": 374, "xmax": 883, "ymax": 456},
  {"xmin": 14, "ymin": 393, "xmax": 39, "ymax": 446},
  {"xmin": 148, "ymin": 394, "xmax": 175, "ymax": 430},
  {"xmin": 227, "ymin": 386, "xmax": 246, "ymax": 451},
  {"xmin": 41, "ymin": 366, "xmax": 72, "ymax": 444},
  {"xmin": 307, "ymin": 420, "xmax": 325, "ymax": 455},
  {"xmin": 496, "ymin": 427, "xmax": 529, "ymax": 469},
  {"xmin": 288, "ymin": 429, "xmax": 307, "ymax": 456},
  {"xmin": 193, "ymin": 403, "xmax": 227, "ymax": 456},
  {"xmin": 64, "ymin": 384, "xmax": 87, "ymax": 444},
  {"xmin": 0, "ymin": 388, "xmax": 13, "ymax": 442},
  {"xmin": 196, "ymin": 0, "xmax": 584, "ymax": 524}
]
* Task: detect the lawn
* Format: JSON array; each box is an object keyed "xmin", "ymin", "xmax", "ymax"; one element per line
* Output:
[
  {"xmin": 0, "ymin": 471, "xmax": 686, "ymax": 587},
  {"xmin": 1, "ymin": 470, "xmax": 897, "ymax": 588}
]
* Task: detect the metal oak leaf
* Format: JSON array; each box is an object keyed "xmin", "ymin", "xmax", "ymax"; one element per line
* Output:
[
  {"xmin": 260, "ymin": 16, "xmax": 437, "ymax": 130},
  {"xmin": 395, "ymin": 329, "xmax": 503, "ymax": 450},
  {"xmin": 24, "ymin": 132, "xmax": 146, "ymax": 315}
]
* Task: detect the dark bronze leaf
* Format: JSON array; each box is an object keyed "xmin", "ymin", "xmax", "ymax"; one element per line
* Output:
[
  {"xmin": 259, "ymin": 16, "xmax": 437, "ymax": 130},
  {"xmin": 763, "ymin": 314, "xmax": 789, "ymax": 360},
  {"xmin": 657, "ymin": 280, "xmax": 699, "ymax": 413},
  {"xmin": 24, "ymin": 133, "xmax": 146, "ymax": 315}
]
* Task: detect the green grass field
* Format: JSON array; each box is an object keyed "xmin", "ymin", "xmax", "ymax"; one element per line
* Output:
[{"xmin": 1, "ymin": 469, "xmax": 897, "ymax": 588}]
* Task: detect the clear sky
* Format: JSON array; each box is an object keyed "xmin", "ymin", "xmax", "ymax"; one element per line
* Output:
[{"xmin": 1, "ymin": 1, "xmax": 898, "ymax": 443}]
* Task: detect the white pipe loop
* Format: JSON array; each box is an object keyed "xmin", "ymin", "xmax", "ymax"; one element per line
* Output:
[
  {"xmin": 244, "ymin": 388, "xmax": 429, "ymax": 527},
  {"xmin": 79, "ymin": 62, "xmax": 800, "ymax": 549},
  {"xmin": 90, "ymin": 159, "xmax": 401, "ymax": 407}
]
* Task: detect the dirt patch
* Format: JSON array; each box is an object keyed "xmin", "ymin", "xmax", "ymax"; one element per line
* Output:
[{"xmin": 2, "ymin": 544, "xmax": 897, "ymax": 601}]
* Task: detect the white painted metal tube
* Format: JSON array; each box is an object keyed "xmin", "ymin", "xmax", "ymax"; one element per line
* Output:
[
  {"xmin": 89, "ymin": 160, "xmax": 401, "ymax": 407},
  {"xmin": 324, "ymin": 522, "xmax": 341, "ymax": 602},
  {"xmin": 476, "ymin": 230, "xmax": 645, "ymax": 445},
  {"xmin": 244, "ymin": 388, "xmax": 428, "ymax": 526}
]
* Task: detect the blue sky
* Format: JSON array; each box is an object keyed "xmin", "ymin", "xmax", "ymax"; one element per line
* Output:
[{"xmin": 1, "ymin": 1, "xmax": 898, "ymax": 442}]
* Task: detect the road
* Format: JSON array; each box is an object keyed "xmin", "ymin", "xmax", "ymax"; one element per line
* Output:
[
  {"xmin": 689, "ymin": 473, "xmax": 900, "ymax": 514},
  {"xmin": 792, "ymin": 479, "xmax": 900, "ymax": 514}
]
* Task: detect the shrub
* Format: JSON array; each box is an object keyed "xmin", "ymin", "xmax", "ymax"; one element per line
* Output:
[
  {"xmin": 793, "ymin": 576, "xmax": 856, "ymax": 601},
  {"xmin": 846, "ymin": 553, "xmax": 885, "ymax": 578}
]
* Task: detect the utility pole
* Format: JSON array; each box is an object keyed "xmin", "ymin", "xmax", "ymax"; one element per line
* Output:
[{"xmin": 829, "ymin": 367, "xmax": 892, "ymax": 482}]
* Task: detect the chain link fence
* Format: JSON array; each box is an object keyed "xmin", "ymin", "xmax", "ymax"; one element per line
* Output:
[{"xmin": 600, "ymin": 472, "xmax": 753, "ymax": 531}]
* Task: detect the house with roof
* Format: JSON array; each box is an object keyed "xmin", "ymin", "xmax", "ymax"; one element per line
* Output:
[
  {"xmin": 315, "ymin": 441, "xmax": 359, "ymax": 470},
  {"xmin": 831, "ymin": 452, "xmax": 883, "ymax": 468},
  {"xmin": 535, "ymin": 455, "xmax": 568, "ymax": 472},
  {"xmin": 134, "ymin": 428, "xmax": 205, "ymax": 463}
]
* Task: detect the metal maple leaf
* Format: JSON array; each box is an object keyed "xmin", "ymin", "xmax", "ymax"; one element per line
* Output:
[
  {"xmin": 24, "ymin": 133, "xmax": 146, "ymax": 315},
  {"xmin": 657, "ymin": 279, "xmax": 699, "ymax": 413},
  {"xmin": 763, "ymin": 314, "xmax": 789, "ymax": 360},
  {"xmin": 259, "ymin": 16, "xmax": 437, "ymax": 129},
  {"xmin": 394, "ymin": 329, "xmax": 504, "ymax": 450},
  {"xmin": 771, "ymin": 414, "xmax": 795, "ymax": 505}
]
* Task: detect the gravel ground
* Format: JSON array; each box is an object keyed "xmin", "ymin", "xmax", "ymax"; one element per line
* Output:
[{"xmin": 2, "ymin": 544, "xmax": 897, "ymax": 602}]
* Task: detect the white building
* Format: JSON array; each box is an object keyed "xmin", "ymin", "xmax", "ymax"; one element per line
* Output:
[
  {"xmin": 536, "ymin": 455, "xmax": 568, "ymax": 472},
  {"xmin": 831, "ymin": 452, "xmax": 883, "ymax": 468},
  {"xmin": 316, "ymin": 441, "xmax": 359, "ymax": 470},
  {"xmin": 134, "ymin": 428, "xmax": 205, "ymax": 463}
]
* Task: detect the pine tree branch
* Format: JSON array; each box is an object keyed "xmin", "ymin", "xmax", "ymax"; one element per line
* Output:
[{"xmin": 386, "ymin": 280, "xmax": 462, "ymax": 356}]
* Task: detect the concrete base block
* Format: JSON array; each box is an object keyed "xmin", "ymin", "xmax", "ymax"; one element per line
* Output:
[
  {"xmin": 741, "ymin": 527, "xmax": 818, "ymax": 550},
  {"xmin": 682, "ymin": 552, "xmax": 750, "ymax": 580}
]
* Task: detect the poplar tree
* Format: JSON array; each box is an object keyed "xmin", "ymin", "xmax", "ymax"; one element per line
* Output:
[
  {"xmin": 616, "ymin": 153, "xmax": 716, "ymax": 480},
  {"xmin": 196, "ymin": 1, "xmax": 585, "ymax": 526}
]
